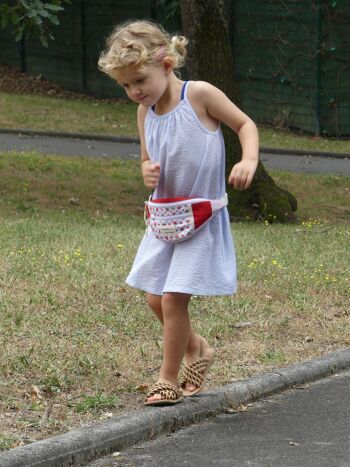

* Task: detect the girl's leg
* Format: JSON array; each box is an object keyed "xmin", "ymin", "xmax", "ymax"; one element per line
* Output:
[
  {"xmin": 147, "ymin": 292, "xmax": 199, "ymax": 349},
  {"xmin": 146, "ymin": 292, "xmax": 190, "ymax": 402},
  {"xmin": 146, "ymin": 293, "xmax": 164, "ymax": 324},
  {"xmin": 160, "ymin": 292, "xmax": 191, "ymax": 382},
  {"xmin": 146, "ymin": 293, "xmax": 214, "ymax": 399}
]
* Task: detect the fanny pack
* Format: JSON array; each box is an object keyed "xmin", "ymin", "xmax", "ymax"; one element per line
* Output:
[{"xmin": 144, "ymin": 193, "xmax": 228, "ymax": 243}]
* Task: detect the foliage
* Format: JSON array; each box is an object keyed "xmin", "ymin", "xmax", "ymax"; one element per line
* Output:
[
  {"xmin": 154, "ymin": 0, "xmax": 180, "ymax": 21},
  {"xmin": 0, "ymin": 0, "xmax": 69, "ymax": 47}
]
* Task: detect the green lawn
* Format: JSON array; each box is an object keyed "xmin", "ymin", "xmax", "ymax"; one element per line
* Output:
[
  {"xmin": 0, "ymin": 151, "xmax": 349, "ymax": 449},
  {"xmin": 1, "ymin": 91, "xmax": 350, "ymax": 154},
  {"xmin": 0, "ymin": 92, "xmax": 138, "ymax": 137}
]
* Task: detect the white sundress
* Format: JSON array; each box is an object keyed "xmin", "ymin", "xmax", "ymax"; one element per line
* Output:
[{"xmin": 126, "ymin": 81, "xmax": 237, "ymax": 296}]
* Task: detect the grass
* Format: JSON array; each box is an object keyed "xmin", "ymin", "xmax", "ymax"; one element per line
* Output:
[
  {"xmin": 0, "ymin": 92, "xmax": 138, "ymax": 137},
  {"xmin": 0, "ymin": 150, "xmax": 349, "ymax": 449},
  {"xmin": 1, "ymin": 91, "xmax": 350, "ymax": 154}
]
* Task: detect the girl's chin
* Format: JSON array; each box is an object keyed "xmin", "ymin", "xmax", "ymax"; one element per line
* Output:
[
  {"xmin": 135, "ymin": 97, "xmax": 153, "ymax": 106},
  {"xmin": 141, "ymin": 100, "xmax": 155, "ymax": 108}
]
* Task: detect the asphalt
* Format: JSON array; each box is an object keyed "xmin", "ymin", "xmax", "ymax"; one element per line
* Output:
[
  {"xmin": 0, "ymin": 129, "xmax": 349, "ymax": 466},
  {"xmin": 87, "ymin": 369, "xmax": 350, "ymax": 467},
  {"xmin": 0, "ymin": 129, "xmax": 350, "ymax": 176}
]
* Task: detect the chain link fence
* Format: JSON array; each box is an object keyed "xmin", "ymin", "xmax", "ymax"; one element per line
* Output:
[{"xmin": 230, "ymin": 0, "xmax": 350, "ymax": 136}]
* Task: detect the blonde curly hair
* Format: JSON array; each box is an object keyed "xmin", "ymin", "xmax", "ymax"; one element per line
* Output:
[{"xmin": 98, "ymin": 20, "xmax": 188, "ymax": 76}]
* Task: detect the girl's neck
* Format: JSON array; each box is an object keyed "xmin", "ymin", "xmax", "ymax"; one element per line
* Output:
[{"xmin": 154, "ymin": 73, "xmax": 184, "ymax": 115}]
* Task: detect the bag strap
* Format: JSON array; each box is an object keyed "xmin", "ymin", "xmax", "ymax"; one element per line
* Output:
[{"xmin": 211, "ymin": 193, "xmax": 228, "ymax": 211}]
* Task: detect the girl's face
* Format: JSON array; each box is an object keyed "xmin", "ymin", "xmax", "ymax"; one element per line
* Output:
[{"xmin": 113, "ymin": 63, "xmax": 171, "ymax": 107}]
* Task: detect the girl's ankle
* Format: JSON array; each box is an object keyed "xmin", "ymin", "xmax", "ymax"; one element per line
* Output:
[
  {"xmin": 186, "ymin": 333, "xmax": 202, "ymax": 354},
  {"xmin": 158, "ymin": 375, "xmax": 179, "ymax": 387}
]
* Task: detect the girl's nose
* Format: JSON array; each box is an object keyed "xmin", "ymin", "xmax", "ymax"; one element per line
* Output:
[{"xmin": 131, "ymin": 87, "xmax": 142, "ymax": 99}]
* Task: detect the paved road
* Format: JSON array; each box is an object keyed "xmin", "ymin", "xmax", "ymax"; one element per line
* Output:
[
  {"xmin": 85, "ymin": 370, "xmax": 350, "ymax": 467},
  {"xmin": 0, "ymin": 132, "xmax": 140, "ymax": 159},
  {"xmin": 260, "ymin": 152, "xmax": 350, "ymax": 176},
  {"xmin": 1, "ymin": 132, "xmax": 350, "ymax": 176}
]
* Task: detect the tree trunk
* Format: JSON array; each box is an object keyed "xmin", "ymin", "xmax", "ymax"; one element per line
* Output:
[{"xmin": 180, "ymin": 0, "xmax": 297, "ymax": 222}]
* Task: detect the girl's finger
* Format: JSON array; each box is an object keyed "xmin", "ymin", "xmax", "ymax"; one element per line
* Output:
[
  {"xmin": 244, "ymin": 173, "xmax": 253, "ymax": 190},
  {"xmin": 235, "ymin": 173, "xmax": 244, "ymax": 190}
]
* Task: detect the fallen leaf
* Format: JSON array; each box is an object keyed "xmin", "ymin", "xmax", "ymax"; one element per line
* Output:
[
  {"xmin": 31, "ymin": 385, "xmax": 43, "ymax": 400},
  {"xmin": 40, "ymin": 402, "xmax": 54, "ymax": 425},
  {"xmin": 68, "ymin": 197, "xmax": 79, "ymax": 205},
  {"xmin": 230, "ymin": 322, "xmax": 253, "ymax": 329},
  {"xmin": 137, "ymin": 384, "xmax": 148, "ymax": 392}
]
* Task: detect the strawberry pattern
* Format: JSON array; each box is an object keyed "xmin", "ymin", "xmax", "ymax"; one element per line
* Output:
[
  {"xmin": 148, "ymin": 211, "xmax": 195, "ymax": 243},
  {"xmin": 148, "ymin": 204, "xmax": 192, "ymax": 218}
]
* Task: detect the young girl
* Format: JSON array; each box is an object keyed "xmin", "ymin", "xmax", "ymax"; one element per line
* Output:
[{"xmin": 98, "ymin": 20, "xmax": 259, "ymax": 406}]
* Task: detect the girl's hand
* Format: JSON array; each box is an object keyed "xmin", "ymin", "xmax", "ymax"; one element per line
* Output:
[
  {"xmin": 228, "ymin": 159, "xmax": 258, "ymax": 191},
  {"xmin": 142, "ymin": 161, "xmax": 161, "ymax": 188}
]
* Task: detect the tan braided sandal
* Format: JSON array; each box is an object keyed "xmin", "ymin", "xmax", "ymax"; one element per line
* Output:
[
  {"xmin": 144, "ymin": 382, "xmax": 184, "ymax": 406},
  {"xmin": 180, "ymin": 356, "xmax": 214, "ymax": 396}
]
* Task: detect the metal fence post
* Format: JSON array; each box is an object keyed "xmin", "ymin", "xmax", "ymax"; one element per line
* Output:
[
  {"xmin": 80, "ymin": 0, "xmax": 87, "ymax": 93},
  {"xmin": 315, "ymin": 0, "xmax": 322, "ymax": 136}
]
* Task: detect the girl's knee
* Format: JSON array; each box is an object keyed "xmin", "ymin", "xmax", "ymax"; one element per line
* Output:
[
  {"xmin": 161, "ymin": 292, "xmax": 191, "ymax": 312},
  {"xmin": 146, "ymin": 293, "xmax": 162, "ymax": 310}
]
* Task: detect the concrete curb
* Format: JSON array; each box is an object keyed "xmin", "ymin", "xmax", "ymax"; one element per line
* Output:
[
  {"xmin": 260, "ymin": 146, "xmax": 349, "ymax": 160},
  {"xmin": 0, "ymin": 348, "xmax": 349, "ymax": 467},
  {"xmin": 0, "ymin": 127, "xmax": 349, "ymax": 159},
  {"xmin": 0, "ymin": 128, "xmax": 138, "ymax": 145}
]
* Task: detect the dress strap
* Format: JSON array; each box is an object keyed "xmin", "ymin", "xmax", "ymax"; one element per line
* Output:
[
  {"xmin": 181, "ymin": 81, "xmax": 189, "ymax": 100},
  {"xmin": 152, "ymin": 81, "xmax": 189, "ymax": 111}
]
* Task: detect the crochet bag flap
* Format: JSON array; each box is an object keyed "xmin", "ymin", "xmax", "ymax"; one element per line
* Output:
[{"xmin": 145, "ymin": 194, "xmax": 228, "ymax": 243}]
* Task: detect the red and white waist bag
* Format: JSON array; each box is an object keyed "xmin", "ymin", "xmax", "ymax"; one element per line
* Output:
[{"xmin": 144, "ymin": 193, "xmax": 228, "ymax": 243}]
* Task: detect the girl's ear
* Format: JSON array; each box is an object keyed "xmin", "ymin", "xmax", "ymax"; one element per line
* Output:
[{"xmin": 162, "ymin": 57, "xmax": 174, "ymax": 74}]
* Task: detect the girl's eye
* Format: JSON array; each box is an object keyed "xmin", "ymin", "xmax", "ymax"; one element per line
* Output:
[{"xmin": 136, "ymin": 78, "xmax": 145, "ymax": 84}]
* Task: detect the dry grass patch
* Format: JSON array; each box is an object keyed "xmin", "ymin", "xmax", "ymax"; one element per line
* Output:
[{"xmin": 0, "ymin": 152, "xmax": 349, "ymax": 450}]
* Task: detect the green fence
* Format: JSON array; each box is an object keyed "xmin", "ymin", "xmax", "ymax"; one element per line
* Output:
[
  {"xmin": 231, "ymin": 0, "xmax": 350, "ymax": 136},
  {"xmin": 0, "ymin": 0, "xmax": 349, "ymax": 136}
]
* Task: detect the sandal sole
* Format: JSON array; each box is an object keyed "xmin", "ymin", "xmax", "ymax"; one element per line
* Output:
[{"xmin": 144, "ymin": 397, "xmax": 184, "ymax": 406}]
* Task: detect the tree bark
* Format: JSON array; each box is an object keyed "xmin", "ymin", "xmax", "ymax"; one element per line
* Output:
[{"xmin": 180, "ymin": 0, "xmax": 297, "ymax": 222}]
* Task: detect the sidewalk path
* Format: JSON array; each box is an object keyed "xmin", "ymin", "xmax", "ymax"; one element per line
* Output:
[
  {"xmin": 86, "ymin": 369, "xmax": 350, "ymax": 467},
  {"xmin": 1, "ymin": 349, "xmax": 349, "ymax": 467},
  {"xmin": 0, "ymin": 131, "xmax": 140, "ymax": 160},
  {"xmin": 1, "ymin": 130, "xmax": 349, "ymax": 176},
  {"xmin": 260, "ymin": 151, "xmax": 350, "ymax": 176}
]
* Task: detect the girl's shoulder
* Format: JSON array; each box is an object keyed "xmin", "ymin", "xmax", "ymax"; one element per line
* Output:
[
  {"xmin": 187, "ymin": 80, "xmax": 222, "ymax": 105},
  {"xmin": 187, "ymin": 81, "xmax": 222, "ymax": 131},
  {"xmin": 188, "ymin": 80, "xmax": 215, "ymax": 95},
  {"xmin": 137, "ymin": 103, "xmax": 148, "ymax": 119}
]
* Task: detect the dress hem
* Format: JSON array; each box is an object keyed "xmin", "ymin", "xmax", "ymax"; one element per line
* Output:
[{"xmin": 125, "ymin": 279, "xmax": 237, "ymax": 297}]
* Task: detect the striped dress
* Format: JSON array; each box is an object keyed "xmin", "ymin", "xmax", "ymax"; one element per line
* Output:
[{"xmin": 126, "ymin": 81, "xmax": 237, "ymax": 296}]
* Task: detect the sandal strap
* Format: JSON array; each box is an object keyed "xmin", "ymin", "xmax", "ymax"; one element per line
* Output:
[
  {"xmin": 181, "ymin": 358, "xmax": 210, "ymax": 389},
  {"xmin": 146, "ymin": 382, "xmax": 182, "ymax": 401}
]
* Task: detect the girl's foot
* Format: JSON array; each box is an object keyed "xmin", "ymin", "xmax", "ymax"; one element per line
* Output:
[
  {"xmin": 145, "ymin": 378, "xmax": 183, "ymax": 405},
  {"xmin": 182, "ymin": 335, "xmax": 215, "ymax": 396}
]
